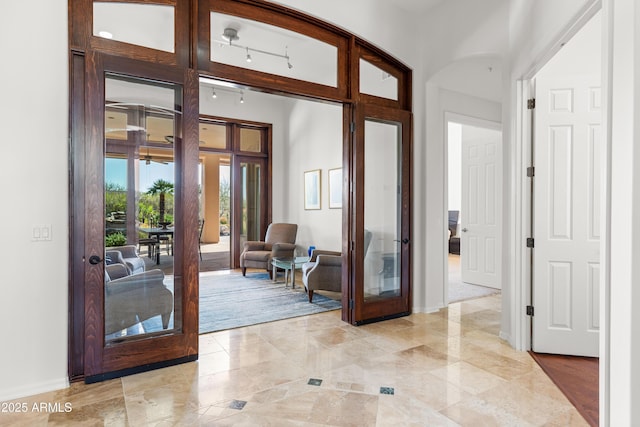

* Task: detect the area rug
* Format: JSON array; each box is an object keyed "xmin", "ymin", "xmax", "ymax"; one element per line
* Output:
[
  {"xmin": 134, "ymin": 272, "xmax": 341, "ymax": 336},
  {"xmin": 198, "ymin": 272, "xmax": 341, "ymax": 333}
]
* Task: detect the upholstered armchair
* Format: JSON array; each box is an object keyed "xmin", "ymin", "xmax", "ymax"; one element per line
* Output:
[
  {"xmin": 240, "ymin": 223, "xmax": 298, "ymax": 276},
  {"xmin": 104, "ymin": 263, "xmax": 173, "ymax": 335},
  {"xmin": 302, "ymin": 249, "xmax": 342, "ymax": 302},
  {"xmin": 105, "ymin": 245, "xmax": 145, "ymax": 275}
]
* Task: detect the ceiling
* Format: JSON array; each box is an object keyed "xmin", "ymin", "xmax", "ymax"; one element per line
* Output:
[
  {"xmin": 390, "ymin": 0, "xmax": 445, "ymax": 13},
  {"xmin": 430, "ymin": 56, "xmax": 503, "ymax": 103}
]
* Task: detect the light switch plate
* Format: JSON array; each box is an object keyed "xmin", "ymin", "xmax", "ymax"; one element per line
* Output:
[{"xmin": 32, "ymin": 225, "xmax": 52, "ymax": 241}]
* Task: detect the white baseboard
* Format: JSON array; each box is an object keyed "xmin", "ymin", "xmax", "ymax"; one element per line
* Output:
[
  {"xmin": 0, "ymin": 378, "xmax": 69, "ymax": 402},
  {"xmin": 412, "ymin": 304, "xmax": 444, "ymax": 314},
  {"xmin": 499, "ymin": 331, "xmax": 514, "ymax": 347}
]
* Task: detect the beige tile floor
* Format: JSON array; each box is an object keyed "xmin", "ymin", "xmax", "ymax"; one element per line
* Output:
[{"xmin": 1, "ymin": 295, "xmax": 589, "ymax": 426}]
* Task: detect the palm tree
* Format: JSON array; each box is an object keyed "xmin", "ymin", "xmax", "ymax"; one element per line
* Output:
[{"xmin": 146, "ymin": 179, "xmax": 174, "ymax": 226}]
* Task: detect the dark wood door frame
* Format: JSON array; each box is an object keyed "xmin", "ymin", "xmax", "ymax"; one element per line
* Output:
[
  {"xmin": 70, "ymin": 51, "xmax": 200, "ymax": 381},
  {"xmin": 198, "ymin": 117, "xmax": 272, "ymax": 269},
  {"xmin": 350, "ymin": 103, "xmax": 413, "ymax": 324}
]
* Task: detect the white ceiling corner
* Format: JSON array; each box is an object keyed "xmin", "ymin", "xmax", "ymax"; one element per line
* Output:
[{"xmin": 388, "ymin": 0, "xmax": 445, "ymax": 14}]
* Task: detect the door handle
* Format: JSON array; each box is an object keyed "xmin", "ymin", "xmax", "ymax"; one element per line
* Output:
[
  {"xmin": 402, "ymin": 238, "xmax": 410, "ymax": 244},
  {"xmin": 88, "ymin": 255, "xmax": 103, "ymax": 265},
  {"xmin": 461, "ymin": 228, "xmax": 468, "ymax": 233}
]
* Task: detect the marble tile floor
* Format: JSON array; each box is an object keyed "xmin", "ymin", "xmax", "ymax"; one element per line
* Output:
[{"xmin": 1, "ymin": 294, "xmax": 589, "ymax": 426}]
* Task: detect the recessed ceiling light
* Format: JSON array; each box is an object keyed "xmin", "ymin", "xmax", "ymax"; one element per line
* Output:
[{"xmin": 98, "ymin": 31, "xmax": 113, "ymax": 39}]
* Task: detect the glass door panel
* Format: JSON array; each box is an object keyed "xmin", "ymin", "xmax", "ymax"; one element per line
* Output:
[
  {"xmin": 240, "ymin": 161, "xmax": 262, "ymax": 246},
  {"xmin": 197, "ymin": 152, "xmax": 231, "ymax": 271},
  {"xmin": 104, "ymin": 75, "xmax": 179, "ymax": 343},
  {"xmin": 233, "ymin": 156, "xmax": 267, "ymax": 267},
  {"xmin": 364, "ymin": 121, "xmax": 401, "ymax": 301}
]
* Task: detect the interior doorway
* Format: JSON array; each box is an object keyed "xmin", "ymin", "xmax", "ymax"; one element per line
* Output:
[
  {"xmin": 198, "ymin": 152, "xmax": 231, "ymax": 272},
  {"xmin": 446, "ymin": 118, "xmax": 502, "ymax": 303}
]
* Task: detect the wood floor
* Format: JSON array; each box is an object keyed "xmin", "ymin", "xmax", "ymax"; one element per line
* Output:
[{"xmin": 529, "ymin": 352, "xmax": 599, "ymax": 426}]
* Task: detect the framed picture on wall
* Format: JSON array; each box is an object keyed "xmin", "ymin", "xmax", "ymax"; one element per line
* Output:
[
  {"xmin": 328, "ymin": 167, "xmax": 342, "ymax": 209},
  {"xmin": 304, "ymin": 169, "xmax": 321, "ymax": 210}
]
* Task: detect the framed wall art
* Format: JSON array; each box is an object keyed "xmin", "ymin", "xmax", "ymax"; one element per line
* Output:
[
  {"xmin": 304, "ymin": 169, "xmax": 321, "ymax": 210},
  {"xmin": 328, "ymin": 167, "xmax": 342, "ymax": 209}
]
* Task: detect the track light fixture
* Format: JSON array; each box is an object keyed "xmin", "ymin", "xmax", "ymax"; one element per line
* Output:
[
  {"xmin": 218, "ymin": 27, "xmax": 293, "ymax": 70},
  {"xmin": 209, "ymin": 85, "xmax": 246, "ymax": 104}
]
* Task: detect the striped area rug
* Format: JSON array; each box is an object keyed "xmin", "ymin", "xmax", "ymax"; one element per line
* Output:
[{"xmin": 198, "ymin": 271, "xmax": 341, "ymax": 334}]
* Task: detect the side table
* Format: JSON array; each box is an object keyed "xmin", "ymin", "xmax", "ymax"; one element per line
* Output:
[{"xmin": 271, "ymin": 256, "xmax": 310, "ymax": 288}]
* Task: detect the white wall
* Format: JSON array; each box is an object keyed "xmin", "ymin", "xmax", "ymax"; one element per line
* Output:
[
  {"xmin": 508, "ymin": 0, "xmax": 595, "ymax": 78},
  {"xmin": 283, "ymin": 99, "xmax": 343, "ymax": 253},
  {"xmin": 0, "ymin": 0, "xmax": 69, "ymax": 400}
]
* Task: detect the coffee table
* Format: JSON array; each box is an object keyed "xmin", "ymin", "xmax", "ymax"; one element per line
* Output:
[{"xmin": 271, "ymin": 256, "xmax": 310, "ymax": 288}]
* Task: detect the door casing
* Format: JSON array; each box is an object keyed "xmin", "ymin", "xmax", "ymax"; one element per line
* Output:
[{"xmin": 444, "ymin": 113, "xmax": 503, "ymax": 303}]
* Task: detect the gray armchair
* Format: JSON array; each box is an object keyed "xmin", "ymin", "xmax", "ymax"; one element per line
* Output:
[
  {"xmin": 240, "ymin": 223, "xmax": 298, "ymax": 276},
  {"xmin": 105, "ymin": 245, "xmax": 145, "ymax": 275},
  {"xmin": 104, "ymin": 263, "xmax": 173, "ymax": 335},
  {"xmin": 302, "ymin": 249, "xmax": 342, "ymax": 302}
]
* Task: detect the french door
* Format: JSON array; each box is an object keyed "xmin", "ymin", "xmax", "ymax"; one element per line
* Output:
[
  {"xmin": 78, "ymin": 52, "xmax": 200, "ymax": 381},
  {"xmin": 232, "ymin": 156, "xmax": 269, "ymax": 267},
  {"xmin": 349, "ymin": 104, "xmax": 412, "ymax": 323}
]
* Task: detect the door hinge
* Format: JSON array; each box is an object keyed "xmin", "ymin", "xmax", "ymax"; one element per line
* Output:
[
  {"xmin": 349, "ymin": 299, "xmax": 354, "ymax": 309},
  {"xmin": 526, "ymin": 238, "xmax": 534, "ymax": 248},
  {"xmin": 526, "ymin": 166, "xmax": 535, "ymax": 177},
  {"xmin": 527, "ymin": 98, "xmax": 536, "ymax": 109},
  {"xmin": 526, "ymin": 305, "xmax": 534, "ymax": 316},
  {"xmin": 350, "ymin": 122, "xmax": 356, "ymax": 133}
]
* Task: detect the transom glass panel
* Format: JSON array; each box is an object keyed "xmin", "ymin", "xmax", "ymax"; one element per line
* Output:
[
  {"xmin": 93, "ymin": 2, "xmax": 175, "ymax": 53},
  {"xmin": 199, "ymin": 122, "xmax": 227, "ymax": 149},
  {"xmin": 240, "ymin": 128, "xmax": 262, "ymax": 153},
  {"xmin": 211, "ymin": 12, "xmax": 338, "ymax": 87},
  {"xmin": 360, "ymin": 59, "xmax": 398, "ymax": 101}
]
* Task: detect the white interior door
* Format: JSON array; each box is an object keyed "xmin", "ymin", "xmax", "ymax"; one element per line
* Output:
[
  {"xmin": 460, "ymin": 124, "xmax": 501, "ymax": 289},
  {"xmin": 532, "ymin": 74, "xmax": 600, "ymax": 356}
]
